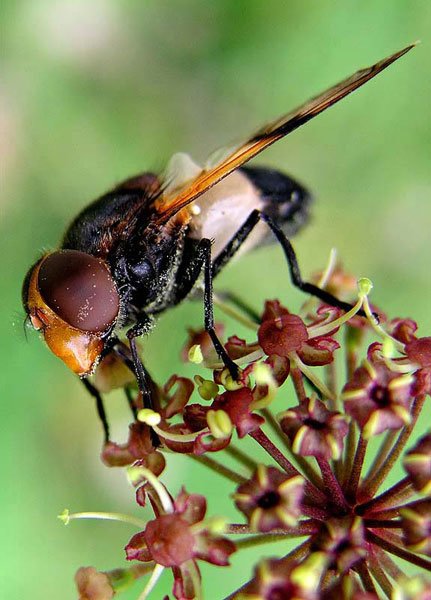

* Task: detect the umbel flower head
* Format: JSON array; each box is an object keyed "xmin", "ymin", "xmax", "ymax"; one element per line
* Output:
[{"xmin": 64, "ymin": 265, "xmax": 430, "ymax": 599}]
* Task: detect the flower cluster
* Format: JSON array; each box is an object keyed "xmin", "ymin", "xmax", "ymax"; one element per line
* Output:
[{"xmin": 66, "ymin": 267, "xmax": 430, "ymax": 599}]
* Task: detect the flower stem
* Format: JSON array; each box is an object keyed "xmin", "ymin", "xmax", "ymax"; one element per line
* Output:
[
  {"xmin": 367, "ymin": 530, "xmax": 431, "ymax": 571},
  {"xmin": 341, "ymin": 421, "xmax": 357, "ymax": 486},
  {"xmin": 235, "ymin": 531, "xmax": 305, "ymax": 549},
  {"xmin": 137, "ymin": 564, "xmax": 165, "ymax": 600},
  {"xmin": 357, "ymin": 476, "xmax": 412, "ymax": 515},
  {"xmin": 224, "ymin": 444, "xmax": 257, "ymax": 471},
  {"xmin": 249, "ymin": 428, "xmax": 326, "ymax": 503},
  {"xmin": 374, "ymin": 547, "xmax": 403, "ymax": 579},
  {"xmin": 290, "ymin": 365, "xmax": 307, "ymax": 402},
  {"xmin": 354, "ymin": 560, "xmax": 377, "ymax": 595},
  {"xmin": 227, "ymin": 521, "xmax": 317, "ymax": 537},
  {"xmin": 300, "ymin": 504, "xmax": 328, "ymax": 520},
  {"xmin": 363, "ymin": 519, "xmax": 401, "ymax": 528},
  {"xmin": 249, "ymin": 428, "xmax": 299, "ymax": 476},
  {"xmin": 368, "ymin": 497, "xmax": 426, "ymax": 520},
  {"xmin": 316, "ymin": 458, "xmax": 349, "ymax": 512},
  {"xmin": 345, "ymin": 434, "xmax": 367, "ymax": 501},
  {"xmin": 367, "ymin": 555, "xmax": 392, "ymax": 598},
  {"xmin": 360, "ymin": 394, "xmax": 425, "ymax": 498},
  {"xmin": 325, "ymin": 360, "xmax": 339, "ymax": 411},
  {"xmin": 293, "ymin": 354, "xmax": 336, "ymax": 401},
  {"xmin": 364, "ymin": 430, "xmax": 397, "ymax": 482},
  {"xmin": 189, "ymin": 454, "xmax": 246, "ymax": 484}
]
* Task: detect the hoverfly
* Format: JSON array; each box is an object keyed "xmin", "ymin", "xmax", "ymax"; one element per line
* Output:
[{"xmin": 22, "ymin": 45, "xmax": 414, "ymax": 442}]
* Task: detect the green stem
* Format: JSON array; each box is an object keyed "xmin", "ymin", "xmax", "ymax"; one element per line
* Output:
[
  {"xmin": 60, "ymin": 510, "xmax": 146, "ymax": 529},
  {"xmin": 189, "ymin": 454, "xmax": 246, "ymax": 485},
  {"xmin": 224, "ymin": 444, "xmax": 257, "ymax": 471}
]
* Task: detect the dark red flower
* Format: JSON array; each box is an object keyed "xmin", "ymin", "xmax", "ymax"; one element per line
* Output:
[
  {"xmin": 101, "ymin": 422, "xmax": 165, "ymax": 474},
  {"xmin": 239, "ymin": 556, "xmax": 320, "ymax": 600},
  {"xmin": 258, "ymin": 312, "xmax": 309, "ymax": 357},
  {"xmin": 404, "ymin": 433, "xmax": 431, "ymax": 494},
  {"xmin": 181, "ymin": 324, "xmax": 224, "ymax": 363},
  {"xmin": 342, "ymin": 359, "xmax": 414, "ymax": 438},
  {"xmin": 127, "ymin": 514, "xmax": 195, "ymax": 566},
  {"xmin": 125, "ymin": 487, "xmax": 235, "ymax": 568},
  {"xmin": 258, "ymin": 302, "xmax": 340, "ymax": 366},
  {"xmin": 161, "ymin": 375, "xmax": 194, "ymax": 419},
  {"xmin": 401, "ymin": 500, "xmax": 431, "ymax": 556},
  {"xmin": 211, "ymin": 387, "xmax": 264, "ymax": 438},
  {"xmin": 279, "ymin": 397, "xmax": 349, "ymax": 460},
  {"xmin": 388, "ymin": 317, "xmax": 418, "ymax": 344},
  {"xmin": 406, "ymin": 337, "xmax": 431, "ymax": 368},
  {"xmin": 312, "ymin": 516, "xmax": 366, "ymax": 573},
  {"xmin": 75, "ymin": 567, "xmax": 114, "ymax": 600},
  {"xmin": 322, "ymin": 576, "xmax": 379, "ymax": 600},
  {"xmin": 233, "ymin": 465, "xmax": 304, "ymax": 532}
]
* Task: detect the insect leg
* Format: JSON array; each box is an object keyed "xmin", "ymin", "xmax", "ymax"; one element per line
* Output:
[
  {"xmin": 125, "ymin": 315, "xmax": 154, "ymax": 411},
  {"xmin": 81, "ymin": 378, "xmax": 110, "ymax": 443},
  {"xmin": 196, "ymin": 239, "xmax": 241, "ymax": 380},
  {"xmin": 124, "ymin": 386, "xmax": 138, "ymax": 420},
  {"xmin": 212, "ymin": 209, "xmax": 356, "ymax": 314},
  {"xmin": 125, "ymin": 321, "xmax": 161, "ymax": 447}
]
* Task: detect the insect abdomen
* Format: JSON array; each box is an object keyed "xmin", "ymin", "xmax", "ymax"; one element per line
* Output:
[{"xmin": 240, "ymin": 166, "xmax": 312, "ymax": 239}]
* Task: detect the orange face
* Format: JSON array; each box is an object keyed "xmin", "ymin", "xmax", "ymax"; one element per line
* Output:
[{"xmin": 24, "ymin": 250, "xmax": 120, "ymax": 377}]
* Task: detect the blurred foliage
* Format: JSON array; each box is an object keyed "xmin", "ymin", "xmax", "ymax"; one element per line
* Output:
[{"xmin": 1, "ymin": 1, "xmax": 430, "ymax": 598}]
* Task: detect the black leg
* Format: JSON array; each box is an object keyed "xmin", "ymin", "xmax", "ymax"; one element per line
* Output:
[
  {"xmin": 124, "ymin": 321, "xmax": 161, "ymax": 447},
  {"xmin": 81, "ymin": 378, "xmax": 110, "ymax": 443},
  {"xmin": 212, "ymin": 209, "xmax": 357, "ymax": 314},
  {"xmin": 124, "ymin": 386, "xmax": 138, "ymax": 420},
  {"xmin": 171, "ymin": 239, "xmax": 241, "ymax": 379},
  {"xmin": 197, "ymin": 239, "xmax": 240, "ymax": 380},
  {"xmin": 126, "ymin": 314, "xmax": 154, "ymax": 411}
]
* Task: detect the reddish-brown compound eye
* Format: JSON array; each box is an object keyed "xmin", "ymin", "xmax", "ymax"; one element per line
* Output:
[{"xmin": 37, "ymin": 250, "xmax": 120, "ymax": 333}]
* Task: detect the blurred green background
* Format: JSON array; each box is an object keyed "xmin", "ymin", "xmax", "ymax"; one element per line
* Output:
[{"xmin": 1, "ymin": 1, "xmax": 430, "ymax": 598}]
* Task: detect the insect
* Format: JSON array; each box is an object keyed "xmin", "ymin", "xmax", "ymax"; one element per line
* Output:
[{"xmin": 22, "ymin": 45, "xmax": 414, "ymax": 442}]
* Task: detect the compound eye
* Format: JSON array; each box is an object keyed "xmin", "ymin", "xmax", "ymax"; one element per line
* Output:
[{"xmin": 38, "ymin": 250, "xmax": 120, "ymax": 332}]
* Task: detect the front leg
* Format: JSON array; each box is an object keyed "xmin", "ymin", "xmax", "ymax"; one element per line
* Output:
[
  {"xmin": 191, "ymin": 239, "xmax": 240, "ymax": 380},
  {"xmin": 126, "ymin": 313, "xmax": 155, "ymax": 411},
  {"xmin": 81, "ymin": 378, "xmax": 110, "ymax": 443}
]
